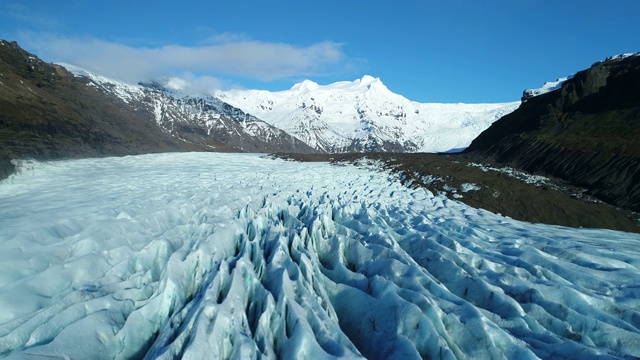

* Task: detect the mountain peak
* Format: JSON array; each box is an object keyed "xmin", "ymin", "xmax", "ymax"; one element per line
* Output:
[
  {"xmin": 290, "ymin": 76, "xmax": 386, "ymax": 93},
  {"xmin": 216, "ymin": 74, "xmax": 519, "ymax": 153},
  {"xmin": 358, "ymin": 75, "xmax": 380, "ymax": 86},
  {"xmin": 351, "ymin": 75, "xmax": 383, "ymax": 89},
  {"xmin": 291, "ymin": 79, "xmax": 319, "ymax": 92}
]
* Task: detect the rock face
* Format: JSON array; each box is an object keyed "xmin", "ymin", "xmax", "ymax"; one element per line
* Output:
[{"xmin": 466, "ymin": 53, "xmax": 640, "ymax": 212}]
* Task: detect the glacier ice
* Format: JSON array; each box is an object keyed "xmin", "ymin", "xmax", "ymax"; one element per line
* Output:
[{"xmin": 0, "ymin": 153, "xmax": 639, "ymax": 359}]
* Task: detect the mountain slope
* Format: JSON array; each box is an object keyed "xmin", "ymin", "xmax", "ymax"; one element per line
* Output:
[
  {"xmin": 0, "ymin": 40, "xmax": 317, "ymax": 180},
  {"xmin": 63, "ymin": 67, "xmax": 316, "ymax": 154},
  {"xmin": 466, "ymin": 53, "xmax": 640, "ymax": 212},
  {"xmin": 0, "ymin": 40, "xmax": 211, "ymax": 171},
  {"xmin": 216, "ymin": 76, "xmax": 519, "ymax": 153}
]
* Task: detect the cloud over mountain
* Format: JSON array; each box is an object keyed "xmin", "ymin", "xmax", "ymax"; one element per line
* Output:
[{"xmin": 20, "ymin": 34, "xmax": 346, "ymax": 88}]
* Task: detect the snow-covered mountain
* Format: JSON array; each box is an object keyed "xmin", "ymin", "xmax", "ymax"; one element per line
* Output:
[
  {"xmin": 60, "ymin": 64, "xmax": 519, "ymax": 154},
  {"xmin": 216, "ymin": 76, "xmax": 520, "ymax": 153},
  {"xmin": 61, "ymin": 65, "xmax": 316, "ymax": 153}
]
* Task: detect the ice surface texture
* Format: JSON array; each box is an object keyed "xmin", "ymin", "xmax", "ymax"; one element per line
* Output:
[{"xmin": 0, "ymin": 153, "xmax": 639, "ymax": 359}]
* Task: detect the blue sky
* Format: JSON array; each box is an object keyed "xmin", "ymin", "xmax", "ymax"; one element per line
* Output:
[{"xmin": 1, "ymin": 1, "xmax": 639, "ymax": 103}]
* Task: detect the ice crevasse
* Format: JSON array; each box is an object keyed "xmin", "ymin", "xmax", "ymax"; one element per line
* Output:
[{"xmin": 0, "ymin": 153, "xmax": 638, "ymax": 359}]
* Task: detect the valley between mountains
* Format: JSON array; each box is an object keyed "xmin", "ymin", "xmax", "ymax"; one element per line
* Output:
[
  {"xmin": 2, "ymin": 40, "xmax": 638, "ymax": 233},
  {"xmin": 2, "ymin": 39, "xmax": 640, "ymax": 359}
]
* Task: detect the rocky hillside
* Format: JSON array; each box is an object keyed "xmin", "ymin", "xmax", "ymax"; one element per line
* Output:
[
  {"xmin": 0, "ymin": 40, "xmax": 211, "ymax": 177},
  {"xmin": 466, "ymin": 53, "xmax": 640, "ymax": 212},
  {"xmin": 0, "ymin": 40, "xmax": 315, "ymax": 180},
  {"xmin": 66, "ymin": 68, "xmax": 316, "ymax": 154}
]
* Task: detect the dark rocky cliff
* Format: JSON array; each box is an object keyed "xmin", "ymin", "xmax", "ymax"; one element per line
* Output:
[{"xmin": 466, "ymin": 54, "xmax": 640, "ymax": 212}]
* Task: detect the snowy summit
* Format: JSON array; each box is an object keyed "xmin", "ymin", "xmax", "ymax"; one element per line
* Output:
[{"xmin": 216, "ymin": 76, "xmax": 520, "ymax": 153}]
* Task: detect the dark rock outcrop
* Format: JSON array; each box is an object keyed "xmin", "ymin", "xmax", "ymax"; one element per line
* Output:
[{"xmin": 466, "ymin": 54, "xmax": 640, "ymax": 212}]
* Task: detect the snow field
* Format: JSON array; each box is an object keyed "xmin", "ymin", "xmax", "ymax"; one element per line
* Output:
[{"xmin": 0, "ymin": 153, "xmax": 639, "ymax": 359}]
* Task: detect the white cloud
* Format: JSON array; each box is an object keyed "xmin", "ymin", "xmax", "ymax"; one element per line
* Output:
[{"xmin": 18, "ymin": 34, "xmax": 347, "ymax": 90}]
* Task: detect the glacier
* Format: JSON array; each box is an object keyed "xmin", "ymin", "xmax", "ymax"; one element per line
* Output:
[{"xmin": 0, "ymin": 153, "xmax": 639, "ymax": 359}]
